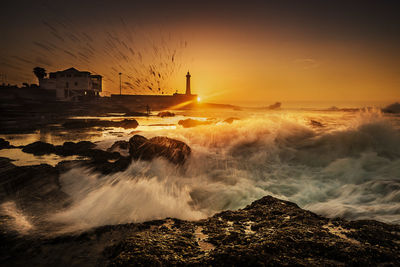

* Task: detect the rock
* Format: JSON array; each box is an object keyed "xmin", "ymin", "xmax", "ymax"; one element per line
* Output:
[
  {"xmin": 58, "ymin": 144, "xmax": 125, "ymax": 174},
  {"xmin": 55, "ymin": 141, "xmax": 97, "ymax": 156},
  {"xmin": 178, "ymin": 118, "xmax": 212, "ymax": 128},
  {"xmin": 129, "ymin": 135, "xmax": 191, "ymax": 164},
  {"xmin": 310, "ymin": 120, "xmax": 324, "ymax": 127},
  {"xmin": 107, "ymin": 140, "xmax": 129, "ymax": 151},
  {"xmin": 56, "ymin": 154, "xmax": 130, "ymax": 175},
  {"xmin": 0, "ymin": 160, "xmax": 68, "ymax": 214},
  {"xmin": 382, "ymin": 102, "xmax": 400, "ymax": 113},
  {"xmin": 128, "ymin": 135, "xmax": 148, "ymax": 154},
  {"xmin": 20, "ymin": 140, "xmax": 128, "ymax": 174},
  {"xmin": 157, "ymin": 111, "xmax": 175, "ymax": 118},
  {"xmin": 22, "ymin": 141, "xmax": 55, "ymax": 155},
  {"xmin": 117, "ymin": 119, "xmax": 139, "ymax": 129},
  {"xmin": 107, "ymin": 140, "xmax": 129, "ymax": 156},
  {"xmin": 268, "ymin": 102, "xmax": 281, "ymax": 110},
  {"xmin": 329, "ymin": 106, "xmax": 339, "ymax": 111},
  {"xmin": 55, "ymin": 160, "xmax": 89, "ymax": 174},
  {"xmin": 107, "ymin": 196, "xmax": 400, "ymax": 266},
  {"xmin": 2, "ymin": 195, "xmax": 398, "ymax": 266},
  {"xmin": 0, "ymin": 138, "xmax": 11, "ymax": 150},
  {"xmin": 87, "ymin": 156, "xmax": 131, "ymax": 174},
  {"xmin": 22, "ymin": 141, "xmax": 98, "ymax": 157},
  {"xmin": 75, "ymin": 141, "xmax": 97, "ymax": 150},
  {"xmin": 223, "ymin": 117, "xmax": 240, "ymax": 124}
]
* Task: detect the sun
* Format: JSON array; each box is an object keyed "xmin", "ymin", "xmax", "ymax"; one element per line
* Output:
[{"xmin": 197, "ymin": 96, "xmax": 201, "ymax": 102}]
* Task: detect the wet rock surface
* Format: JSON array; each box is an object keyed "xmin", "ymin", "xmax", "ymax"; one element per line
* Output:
[
  {"xmin": 0, "ymin": 196, "xmax": 399, "ymax": 266},
  {"xmin": 0, "ymin": 158, "xmax": 68, "ymax": 215},
  {"xmin": 14, "ymin": 133, "xmax": 191, "ymax": 175},
  {"xmin": 129, "ymin": 135, "xmax": 191, "ymax": 164}
]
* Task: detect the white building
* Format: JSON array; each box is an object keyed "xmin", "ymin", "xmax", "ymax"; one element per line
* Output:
[{"xmin": 40, "ymin": 67, "xmax": 102, "ymax": 101}]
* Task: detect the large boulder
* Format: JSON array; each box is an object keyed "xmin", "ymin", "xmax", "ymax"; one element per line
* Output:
[
  {"xmin": 129, "ymin": 135, "xmax": 191, "ymax": 164},
  {"xmin": 128, "ymin": 135, "xmax": 148, "ymax": 155},
  {"xmin": 22, "ymin": 141, "xmax": 55, "ymax": 155}
]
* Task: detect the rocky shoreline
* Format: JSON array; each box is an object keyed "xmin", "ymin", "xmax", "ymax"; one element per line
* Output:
[
  {"xmin": 0, "ymin": 136, "xmax": 399, "ymax": 266},
  {"xmin": 0, "ymin": 195, "xmax": 399, "ymax": 266}
]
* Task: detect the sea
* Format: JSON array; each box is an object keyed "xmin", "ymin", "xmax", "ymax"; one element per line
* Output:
[{"xmin": 1, "ymin": 101, "xmax": 400, "ymax": 233}]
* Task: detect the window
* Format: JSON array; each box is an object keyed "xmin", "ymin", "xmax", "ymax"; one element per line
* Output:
[
  {"xmin": 74, "ymin": 82, "xmax": 78, "ymax": 86},
  {"xmin": 66, "ymin": 82, "xmax": 69, "ymax": 88},
  {"xmin": 67, "ymin": 74, "xmax": 71, "ymax": 77}
]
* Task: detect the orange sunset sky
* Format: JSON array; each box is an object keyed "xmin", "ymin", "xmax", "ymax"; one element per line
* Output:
[{"xmin": 1, "ymin": 0, "xmax": 399, "ymax": 105}]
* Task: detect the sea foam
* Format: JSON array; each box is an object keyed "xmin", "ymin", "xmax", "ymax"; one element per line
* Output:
[{"xmin": 48, "ymin": 109, "xmax": 400, "ymax": 231}]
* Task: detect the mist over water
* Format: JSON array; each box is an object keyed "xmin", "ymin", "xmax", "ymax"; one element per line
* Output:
[{"xmin": 48, "ymin": 109, "xmax": 400, "ymax": 231}]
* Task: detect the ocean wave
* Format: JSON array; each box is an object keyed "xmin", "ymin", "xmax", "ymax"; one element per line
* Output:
[{"xmin": 48, "ymin": 110, "xmax": 400, "ymax": 231}]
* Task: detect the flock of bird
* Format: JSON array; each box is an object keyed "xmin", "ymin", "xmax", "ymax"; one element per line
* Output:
[{"xmin": 2, "ymin": 8, "xmax": 189, "ymax": 95}]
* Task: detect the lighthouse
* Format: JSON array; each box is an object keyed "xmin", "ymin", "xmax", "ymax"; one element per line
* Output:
[{"xmin": 185, "ymin": 71, "xmax": 191, "ymax": 95}]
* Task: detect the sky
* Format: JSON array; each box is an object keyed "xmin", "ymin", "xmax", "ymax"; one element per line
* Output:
[{"xmin": 1, "ymin": 0, "xmax": 399, "ymax": 105}]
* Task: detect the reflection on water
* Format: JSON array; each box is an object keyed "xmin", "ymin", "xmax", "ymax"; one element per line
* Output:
[
  {"xmin": 0, "ymin": 148, "xmax": 88, "ymax": 166},
  {"xmin": 0, "ymin": 112, "xmax": 209, "ymax": 147}
]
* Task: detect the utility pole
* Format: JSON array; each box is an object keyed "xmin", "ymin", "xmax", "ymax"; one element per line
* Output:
[{"xmin": 119, "ymin": 72, "xmax": 122, "ymax": 95}]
